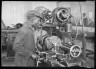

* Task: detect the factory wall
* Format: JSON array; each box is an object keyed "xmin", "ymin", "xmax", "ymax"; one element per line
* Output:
[
  {"xmin": 2, "ymin": 1, "xmax": 57, "ymax": 27},
  {"xmin": 2, "ymin": 1, "xmax": 95, "ymax": 27}
]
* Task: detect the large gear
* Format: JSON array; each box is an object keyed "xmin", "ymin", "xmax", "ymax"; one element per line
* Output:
[{"xmin": 52, "ymin": 7, "xmax": 71, "ymax": 25}]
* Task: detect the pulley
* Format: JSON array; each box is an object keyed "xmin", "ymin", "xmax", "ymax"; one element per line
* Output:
[
  {"xmin": 34, "ymin": 6, "xmax": 53, "ymax": 23},
  {"xmin": 52, "ymin": 7, "xmax": 71, "ymax": 25},
  {"xmin": 70, "ymin": 45, "xmax": 82, "ymax": 58}
]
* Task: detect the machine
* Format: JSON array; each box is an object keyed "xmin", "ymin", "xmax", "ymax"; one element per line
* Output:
[{"xmin": 34, "ymin": 7, "xmax": 84, "ymax": 67}]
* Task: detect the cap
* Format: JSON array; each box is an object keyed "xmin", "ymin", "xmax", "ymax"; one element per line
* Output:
[{"xmin": 27, "ymin": 10, "xmax": 43, "ymax": 19}]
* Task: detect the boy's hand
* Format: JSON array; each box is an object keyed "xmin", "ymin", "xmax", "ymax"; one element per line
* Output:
[{"xmin": 31, "ymin": 54, "xmax": 40, "ymax": 59}]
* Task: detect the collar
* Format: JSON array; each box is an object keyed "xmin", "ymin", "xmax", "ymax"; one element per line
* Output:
[{"xmin": 26, "ymin": 23, "xmax": 35, "ymax": 31}]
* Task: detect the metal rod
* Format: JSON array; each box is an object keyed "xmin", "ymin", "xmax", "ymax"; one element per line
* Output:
[{"xmin": 79, "ymin": 2, "xmax": 86, "ymax": 61}]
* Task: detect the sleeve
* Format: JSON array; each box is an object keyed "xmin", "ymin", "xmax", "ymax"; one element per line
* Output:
[{"xmin": 13, "ymin": 30, "xmax": 33, "ymax": 58}]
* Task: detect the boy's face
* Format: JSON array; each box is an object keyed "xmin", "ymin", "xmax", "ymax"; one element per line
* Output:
[{"xmin": 30, "ymin": 16, "xmax": 42, "ymax": 27}]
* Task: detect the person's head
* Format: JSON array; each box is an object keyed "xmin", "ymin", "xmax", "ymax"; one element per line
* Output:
[
  {"xmin": 16, "ymin": 23, "xmax": 23, "ymax": 29},
  {"xmin": 26, "ymin": 10, "xmax": 43, "ymax": 27},
  {"xmin": 83, "ymin": 13, "xmax": 86, "ymax": 17}
]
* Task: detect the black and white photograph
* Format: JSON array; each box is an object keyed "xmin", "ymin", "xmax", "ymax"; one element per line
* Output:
[{"xmin": 1, "ymin": 1, "xmax": 95, "ymax": 68}]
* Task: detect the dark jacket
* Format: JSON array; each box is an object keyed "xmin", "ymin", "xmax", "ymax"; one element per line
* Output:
[{"xmin": 13, "ymin": 23, "xmax": 36, "ymax": 66}]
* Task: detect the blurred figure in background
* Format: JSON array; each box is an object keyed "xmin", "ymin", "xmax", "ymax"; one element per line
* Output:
[
  {"xmin": 82, "ymin": 13, "xmax": 88, "ymax": 26},
  {"xmin": 16, "ymin": 23, "xmax": 23, "ymax": 29}
]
